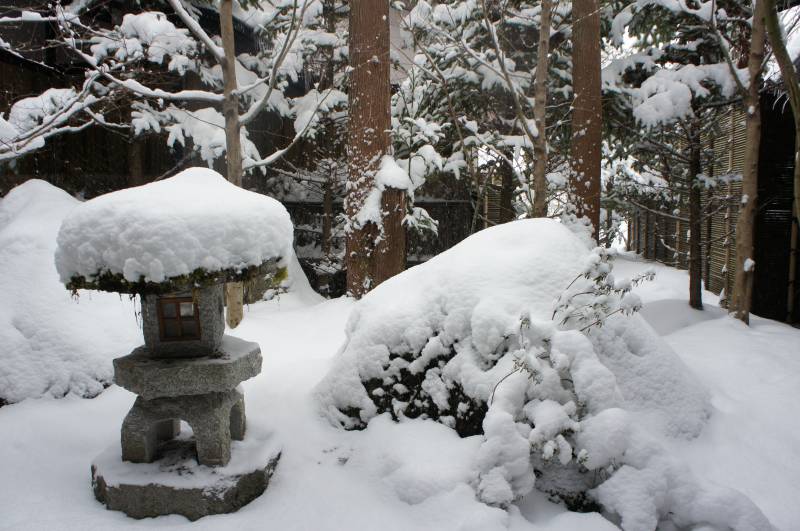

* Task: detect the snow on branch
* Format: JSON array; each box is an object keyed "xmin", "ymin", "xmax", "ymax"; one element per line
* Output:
[
  {"xmin": 0, "ymin": 76, "xmax": 103, "ymax": 161},
  {"xmin": 0, "ymin": 0, "xmax": 337, "ymax": 172},
  {"xmin": 132, "ymin": 103, "xmax": 261, "ymax": 169},
  {"xmin": 165, "ymin": 0, "xmax": 225, "ymax": 63},
  {"xmin": 244, "ymin": 86, "xmax": 347, "ymax": 170},
  {"xmin": 239, "ymin": 0, "xmax": 312, "ymax": 126},
  {"xmin": 0, "ymin": 11, "xmax": 60, "ymax": 24},
  {"xmin": 633, "ymin": 64, "xmax": 745, "ymax": 127}
]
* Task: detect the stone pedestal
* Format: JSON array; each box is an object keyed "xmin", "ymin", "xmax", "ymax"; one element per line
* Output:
[
  {"xmin": 114, "ymin": 335, "xmax": 261, "ymax": 467},
  {"xmin": 121, "ymin": 389, "xmax": 246, "ymax": 466},
  {"xmin": 114, "ymin": 335, "xmax": 261, "ymax": 400},
  {"xmin": 92, "ymin": 334, "xmax": 280, "ymax": 519},
  {"xmin": 91, "ymin": 431, "xmax": 281, "ymax": 521}
]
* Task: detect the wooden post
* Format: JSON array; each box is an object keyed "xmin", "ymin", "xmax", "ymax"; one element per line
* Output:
[
  {"xmin": 220, "ymin": 0, "xmax": 245, "ymax": 327},
  {"xmin": 689, "ymin": 118, "xmax": 704, "ymax": 310},
  {"xmin": 635, "ymin": 210, "xmax": 641, "ymax": 254}
]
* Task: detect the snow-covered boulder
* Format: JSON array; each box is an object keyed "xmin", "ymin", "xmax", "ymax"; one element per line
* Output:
[
  {"xmin": 55, "ymin": 167, "xmax": 293, "ymax": 293},
  {"xmin": 316, "ymin": 219, "xmax": 773, "ymax": 530},
  {"xmin": 0, "ymin": 180, "xmax": 140, "ymax": 404}
]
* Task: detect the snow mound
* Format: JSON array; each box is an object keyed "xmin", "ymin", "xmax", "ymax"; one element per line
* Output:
[
  {"xmin": 282, "ymin": 250, "xmax": 326, "ymax": 304},
  {"xmin": 316, "ymin": 219, "xmax": 773, "ymax": 530},
  {"xmin": 316, "ymin": 219, "xmax": 591, "ymax": 433},
  {"xmin": 55, "ymin": 167, "xmax": 293, "ymax": 288},
  {"xmin": 0, "ymin": 180, "xmax": 140, "ymax": 404}
]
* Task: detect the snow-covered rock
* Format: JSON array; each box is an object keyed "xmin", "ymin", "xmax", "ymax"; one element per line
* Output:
[
  {"xmin": 0, "ymin": 180, "xmax": 140, "ymax": 404},
  {"xmin": 55, "ymin": 167, "xmax": 293, "ymax": 289},
  {"xmin": 316, "ymin": 218, "xmax": 773, "ymax": 530}
]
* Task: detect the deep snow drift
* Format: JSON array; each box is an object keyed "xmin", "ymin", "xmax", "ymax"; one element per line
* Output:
[
  {"xmin": 0, "ymin": 180, "xmax": 140, "ymax": 404},
  {"xmin": 55, "ymin": 167, "xmax": 293, "ymax": 286}
]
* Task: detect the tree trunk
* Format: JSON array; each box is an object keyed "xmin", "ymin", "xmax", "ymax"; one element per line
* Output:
[
  {"xmin": 626, "ymin": 214, "xmax": 631, "ymax": 251},
  {"xmin": 220, "ymin": 0, "xmax": 245, "ymax": 328},
  {"xmin": 569, "ymin": 0, "xmax": 602, "ymax": 240},
  {"xmin": 764, "ymin": 0, "xmax": 800, "ymax": 322},
  {"xmin": 372, "ymin": 188, "xmax": 407, "ymax": 286},
  {"xmin": 319, "ymin": 171, "xmax": 333, "ymax": 294},
  {"xmin": 499, "ymin": 158, "xmax": 516, "ymax": 223},
  {"xmin": 788, "ymin": 206, "xmax": 798, "ymax": 320},
  {"xmin": 731, "ymin": 0, "xmax": 767, "ymax": 323},
  {"xmin": 345, "ymin": 0, "xmax": 405, "ymax": 297},
  {"xmin": 320, "ymin": 0, "xmax": 336, "ymax": 90},
  {"xmin": 220, "ymin": 0, "xmax": 243, "ymax": 186},
  {"xmin": 688, "ymin": 119, "xmax": 703, "ymax": 310},
  {"xmin": 318, "ymin": 3, "xmax": 336, "ymax": 296},
  {"xmin": 127, "ymin": 136, "xmax": 145, "ymax": 187},
  {"xmin": 604, "ymin": 176, "xmax": 614, "ymax": 246},
  {"xmin": 531, "ymin": 0, "xmax": 552, "ymax": 217}
]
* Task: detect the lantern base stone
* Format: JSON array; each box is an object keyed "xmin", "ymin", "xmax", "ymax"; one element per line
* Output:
[{"xmin": 91, "ymin": 432, "xmax": 281, "ymax": 521}]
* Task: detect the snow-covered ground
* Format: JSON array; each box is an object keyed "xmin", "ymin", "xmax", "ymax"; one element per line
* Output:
[
  {"xmin": 1, "ymin": 185, "xmax": 799, "ymax": 530},
  {"xmin": 617, "ymin": 257, "xmax": 800, "ymax": 531}
]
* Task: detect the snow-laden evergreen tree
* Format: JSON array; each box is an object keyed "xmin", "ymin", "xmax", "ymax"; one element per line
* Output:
[
  {"xmin": 397, "ymin": 0, "xmax": 575, "ymax": 225},
  {"xmin": 603, "ymin": 0, "xmax": 757, "ymax": 309}
]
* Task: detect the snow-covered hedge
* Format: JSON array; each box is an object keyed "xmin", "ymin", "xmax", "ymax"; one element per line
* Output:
[
  {"xmin": 55, "ymin": 167, "xmax": 293, "ymax": 293},
  {"xmin": 316, "ymin": 219, "xmax": 773, "ymax": 530},
  {"xmin": 0, "ymin": 180, "xmax": 140, "ymax": 404}
]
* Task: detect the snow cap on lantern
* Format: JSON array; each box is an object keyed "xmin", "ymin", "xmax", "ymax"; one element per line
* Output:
[
  {"xmin": 54, "ymin": 166, "xmax": 293, "ymax": 292},
  {"xmin": 54, "ymin": 167, "xmax": 293, "ymax": 357}
]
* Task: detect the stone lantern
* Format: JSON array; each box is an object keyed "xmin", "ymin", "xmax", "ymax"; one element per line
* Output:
[
  {"xmin": 54, "ymin": 168, "xmax": 292, "ymax": 520},
  {"xmin": 115, "ymin": 283, "xmax": 257, "ymax": 468}
]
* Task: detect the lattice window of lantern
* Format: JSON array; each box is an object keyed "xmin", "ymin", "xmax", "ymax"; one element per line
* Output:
[{"xmin": 157, "ymin": 297, "xmax": 201, "ymax": 340}]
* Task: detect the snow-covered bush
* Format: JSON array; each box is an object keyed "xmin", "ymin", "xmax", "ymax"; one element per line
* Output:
[{"xmin": 316, "ymin": 219, "xmax": 773, "ymax": 530}]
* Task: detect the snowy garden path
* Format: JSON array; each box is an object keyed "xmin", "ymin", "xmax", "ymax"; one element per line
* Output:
[{"xmin": 1, "ymin": 256, "xmax": 799, "ymax": 530}]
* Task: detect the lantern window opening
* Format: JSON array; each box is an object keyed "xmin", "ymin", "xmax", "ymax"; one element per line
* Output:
[{"xmin": 157, "ymin": 296, "xmax": 201, "ymax": 341}]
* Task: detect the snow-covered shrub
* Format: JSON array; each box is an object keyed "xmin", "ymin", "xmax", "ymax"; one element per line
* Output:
[{"xmin": 316, "ymin": 219, "xmax": 773, "ymax": 530}]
